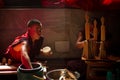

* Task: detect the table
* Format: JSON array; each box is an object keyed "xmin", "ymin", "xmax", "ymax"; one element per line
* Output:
[
  {"xmin": 82, "ymin": 56, "xmax": 116, "ymax": 80},
  {"xmin": 0, "ymin": 65, "xmax": 17, "ymax": 80}
]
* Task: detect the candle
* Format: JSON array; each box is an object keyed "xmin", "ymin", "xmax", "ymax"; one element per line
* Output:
[
  {"xmin": 93, "ymin": 19, "xmax": 98, "ymax": 40},
  {"xmin": 82, "ymin": 40, "xmax": 89, "ymax": 59},
  {"xmin": 101, "ymin": 17, "xmax": 106, "ymax": 41},
  {"xmin": 85, "ymin": 14, "xmax": 90, "ymax": 40}
]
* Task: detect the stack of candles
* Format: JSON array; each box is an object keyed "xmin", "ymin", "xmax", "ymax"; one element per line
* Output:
[{"xmin": 83, "ymin": 14, "xmax": 106, "ymax": 59}]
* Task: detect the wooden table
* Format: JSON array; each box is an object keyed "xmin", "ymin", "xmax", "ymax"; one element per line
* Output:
[
  {"xmin": 0, "ymin": 70, "xmax": 17, "ymax": 75},
  {"xmin": 0, "ymin": 65, "xmax": 17, "ymax": 80},
  {"xmin": 0, "ymin": 65, "xmax": 17, "ymax": 75},
  {"xmin": 82, "ymin": 57, "xmax": 116, "ymax": 80}
]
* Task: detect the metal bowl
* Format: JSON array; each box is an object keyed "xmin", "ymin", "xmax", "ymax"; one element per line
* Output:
[{"xmin": 46, "ymin": 69, "xmax": 78, "ymax": 80}]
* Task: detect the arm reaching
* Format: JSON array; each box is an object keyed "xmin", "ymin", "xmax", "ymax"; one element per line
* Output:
[
  {"xmin": 21, "ymin": 41, "xmax": 33, "ymax": 69},
  {"xmin": 76, "ymin": 32, "xmax": 85, "ymax": 49}
]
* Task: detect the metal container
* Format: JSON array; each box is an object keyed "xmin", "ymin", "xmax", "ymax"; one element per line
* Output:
[
  {"xmin": 46, "ymin": 69, "xmax": 78, "ymax": 80},
  {"xmin": 17, "ymin": 62, "xmax": 43, "ymax": 80}
]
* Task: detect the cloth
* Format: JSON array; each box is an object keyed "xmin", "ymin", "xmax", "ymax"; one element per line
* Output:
[{"xmin": 5, "ymin": 31, "xmax": 44, "ymax": 63}]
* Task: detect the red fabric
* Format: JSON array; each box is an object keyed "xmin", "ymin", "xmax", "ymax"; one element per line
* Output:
[
  {"xmin": 5, "ymin": 32, "xmax": 29, "ymax": 63},
  {"xmin": 9, "ymin": 47, "xmax": 21, "ymax": 62}
]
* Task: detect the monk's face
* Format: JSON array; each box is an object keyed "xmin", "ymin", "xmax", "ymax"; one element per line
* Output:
[{"xmin": 28, "ymin": 24, "xmax": 42, "ymax": 40}]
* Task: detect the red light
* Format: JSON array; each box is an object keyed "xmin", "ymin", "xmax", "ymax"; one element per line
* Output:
[
  {"xmin": 102, "ymin": 0, "xmax": 112, "ymax": 5},
  {"xmin": 66, "ymin": 0, "xmax": 75, "ymax": 4}
]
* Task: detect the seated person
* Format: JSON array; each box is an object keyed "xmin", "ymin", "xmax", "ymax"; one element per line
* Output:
[{"xmin": 5, "ymin": 19, "xmax": 44, "ymax": 69}]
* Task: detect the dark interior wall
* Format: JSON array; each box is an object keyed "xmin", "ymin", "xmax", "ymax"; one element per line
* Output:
[
  {"xmin": 0, "ymin": 8, "xmax": 83, "ymax": 59},
  {"xmin": 106, "ymin": 11, "xmax": 120, "ymax": 55},
  {"xmin": 0, "ymin": 8, "xmax": 120, "ymax": 59}
]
